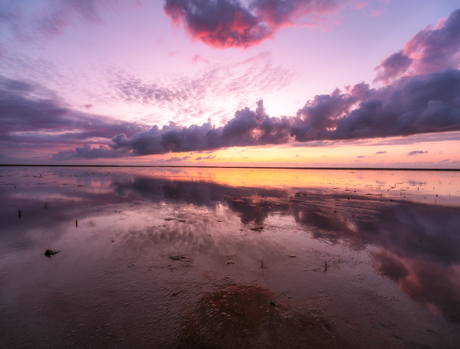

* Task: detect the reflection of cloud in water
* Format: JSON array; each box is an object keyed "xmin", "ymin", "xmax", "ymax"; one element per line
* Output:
[
  {"xmin": 372, "ymin": 249, "xmax": 460, "ymax": 323},
  {"xmin": 0, "ymin": 181, "xmax": 136, "ymax": 248},
  {"xmin": 112, "ymin": 177, "xmax": 289, "ymax": 226},
  {"xmin": 290, "ymin": 193, "xmax": 460, "ymax": 322},
  {"xmin": 3, "ymin": 168, "xmax": 460, "ymax": 329},
  {"xmin": 112, "ymin": 176, "xmax": 460, "ymax": 322}
]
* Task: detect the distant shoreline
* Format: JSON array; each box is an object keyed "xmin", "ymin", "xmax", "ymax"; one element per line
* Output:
[{"xmin": 0, "ymin": 164, "xmax": 459, "ymax": 171}]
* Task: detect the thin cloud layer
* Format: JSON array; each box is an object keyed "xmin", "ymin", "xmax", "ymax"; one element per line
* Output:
[
  {"xmin": 0, "ymin": 0, "xmax": 138, "ymax": 49},
  {"xmin": 408, "ymin": 151, "xmax": 428, "ymax": 156},
  {"xmin": 375, "ymin": 9, "xmax": 460, "ymax": 84},
  {"xmin": 107, "ymin": 52, "xmax": 294, "ymax": 126},
  {"xmin": 163, "ymin": 0, "xmax": 350, "ymax": 48},
  {"xmin": 0, "ymin": 74, "xmax": 145, "ymax": 153}
]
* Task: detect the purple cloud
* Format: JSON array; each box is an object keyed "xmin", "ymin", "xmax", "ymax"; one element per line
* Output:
[
  {"xmin": 52, "ymin": 145, "xmax": 130, "ymax": 160},
  {"xmin": 195, "ymin": 154, "xmax": 216, "ymax": 160},
  {"xmin": 166, "ymin": 155, "xmax": 191, "ymax": 162},
  {"xmin": 375, "ymin": 9, "xmax": 460, "ymax": 84},
  {"xmin": 375, "ymin": 151, "xmax": 387, "ymax": 154},
  {"xmin": 408, "ymin": 151, "xmax": 428, "ymax": 156},
  {"xmin": 374, "ymin": 51, "xmax": 413, "ymax": 85},
  {"xmin": 107, "ymin": 99, "xmax": 291, "ymax": 155},
  {"xmin": 0, "ymin": 74, "xmax": 145, "ymax": 155},
  {"xmin": 163, "ymin": 0, "xmax": 349, "ymax": 49}
]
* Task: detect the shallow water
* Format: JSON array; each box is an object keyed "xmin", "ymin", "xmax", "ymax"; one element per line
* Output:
[{"xmin": 0, "ymin": 166, "xmax": 459, "ymax": 348}]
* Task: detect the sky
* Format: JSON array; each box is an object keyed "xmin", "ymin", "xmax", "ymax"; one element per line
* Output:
[{"xmin": 1, "ymin": 0, "xmax": 460, "ymax": 168}]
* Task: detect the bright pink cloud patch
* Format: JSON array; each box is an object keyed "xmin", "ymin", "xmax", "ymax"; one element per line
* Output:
[
  {"xmin": 163, "ymin": 0, "xmax": 351, "ymax": 49},
  {"xmin": 192, "ymin": 54, "xmax": 209, "ymax": 64}
]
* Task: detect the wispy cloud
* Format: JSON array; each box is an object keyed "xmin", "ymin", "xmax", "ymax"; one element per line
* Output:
[
  {"xmin": 192, "ymin": 54, "xmax": 209, "ymax": 64},
  {"xmin": 106, "ymin": 52, "xmax": 294, "ymax": 126},
  {"xmin": 0, "ymin": 0, "xmax": 139, "ymax": 50},
  {"xmin": 408, "ymin": 150, "xmax": 428, "ymax": 156},
  {"xmin": 195, "ymin": 154, "xmax": 216, "ymax": 161},
  {"xmin": 166, "ymin": 155, "xmax": 191, "ymax": 162}
]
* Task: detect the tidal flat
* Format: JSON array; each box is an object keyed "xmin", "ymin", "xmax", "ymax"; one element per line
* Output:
[{"xmin": 0, "ymin": 166, "xmax": 459, "ymax": 348}]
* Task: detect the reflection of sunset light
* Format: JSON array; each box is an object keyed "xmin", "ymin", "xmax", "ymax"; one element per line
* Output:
[{"xmin": 127, "ymin": 167, "xmax": 460, "ymax": 205}]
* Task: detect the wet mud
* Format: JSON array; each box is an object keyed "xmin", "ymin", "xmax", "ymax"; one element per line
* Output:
[{"xmin": 0, "ymin": 166, "xmax": 459, "ymax": 348}]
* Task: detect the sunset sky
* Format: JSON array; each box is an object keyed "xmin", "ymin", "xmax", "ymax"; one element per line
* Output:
[{"xmin": 1, "ymin": 0, "xmax": 460, "ymax": 168}]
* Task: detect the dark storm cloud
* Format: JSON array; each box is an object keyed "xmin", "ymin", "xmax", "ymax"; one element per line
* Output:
[
  {"xmin": 163, "ymin": 0, "xmax": 347, "ymax": 48},
  {"xmin": 374, "ymin": 9, "xmax": 460, "ymax": 84},
  {"xmin": 57, "ymin": 67, "xmax": 460, "ymax": 159}
]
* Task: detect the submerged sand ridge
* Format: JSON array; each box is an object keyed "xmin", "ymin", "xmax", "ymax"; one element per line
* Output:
[{"xmin": 0, "ymin": 166, "xmax": 459, "ymax": 348}]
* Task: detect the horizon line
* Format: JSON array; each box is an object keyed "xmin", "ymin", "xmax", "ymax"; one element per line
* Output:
[{"xmin": 1, "ymin": 164, "xmax": 459, "ymax": 171}]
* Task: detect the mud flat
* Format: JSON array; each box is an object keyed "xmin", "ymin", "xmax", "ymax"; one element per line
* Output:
[{"xmin": 0, "ymin": 166, "xmax": 459, "ymax": 348}]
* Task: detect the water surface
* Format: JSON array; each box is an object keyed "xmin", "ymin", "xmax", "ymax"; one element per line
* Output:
[{"xmin": 1, "ymin": 167, "xmax": 459, "ymax": 348}]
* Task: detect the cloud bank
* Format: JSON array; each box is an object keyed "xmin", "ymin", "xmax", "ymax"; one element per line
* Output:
[
  {"xmin": 163, "ymin": 0, "xmax": 350, "ymax": 48},
  {"xmin": 56, "ymin": 67, "xmax": 460, "ymax": 159}
]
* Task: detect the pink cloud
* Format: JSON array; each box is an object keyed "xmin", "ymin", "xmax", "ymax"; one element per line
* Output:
[
  {"xmin": 192, "ymin": 54, "xmax": 209, "ymax": 64},
  {"xmin": 355, "ymin": 1, "xmax": 368, "ymax": 9},
  {"xmin": 370, "ymin": 7, "xmax": 385, "ymax": 17},
  {"xmin": 163, "ymin": 0, "xmax": 350, "ymax": 49}
]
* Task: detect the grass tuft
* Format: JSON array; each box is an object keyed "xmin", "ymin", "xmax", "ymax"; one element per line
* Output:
[
  {"xmin": 259, "ymin": 259, "xmax": 268, "ymax": 274},
  {"xmin": 45, "ymin": 248, "xmax": 60, "ymax": 258}
]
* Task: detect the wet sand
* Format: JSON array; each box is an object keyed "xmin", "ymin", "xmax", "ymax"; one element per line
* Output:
[{"xmin": 0, "ymin": 166, "xmax": 459, "ymax": 348}]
